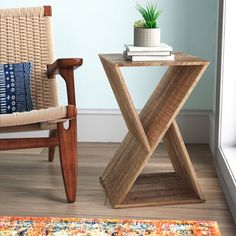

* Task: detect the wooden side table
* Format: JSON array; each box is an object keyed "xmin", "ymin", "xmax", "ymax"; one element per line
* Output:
[{"xmin": 99, "ymin": 53, "xmax": 209, "ymax": 208}]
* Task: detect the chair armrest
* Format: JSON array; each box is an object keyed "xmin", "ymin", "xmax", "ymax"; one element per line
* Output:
[
  {"xmin": 47, "ymin": 58, "xmax": 83, "ymax": 106},
  {"xmin": 47, "ymin": 58, "xmax": 83, "ymax": 77}
]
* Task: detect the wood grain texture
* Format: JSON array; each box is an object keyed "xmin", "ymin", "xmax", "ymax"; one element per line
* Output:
[
  {"xmin": 100, "ymin": 57, "xmax": 150, "ymax": 152},
  {"xmin": 139, "ymin": 65, "xmax": 208, "ymax": 147},
  {"xmin": 57, "ymin": 118, "xmax": 78, "ymax": 203},
  {"xmin": 47, "ymin": 58, "xmax": 83, "ymax": 77},
  {"xmin": 47, "ymin": 58, "xmax": 83, "ymax": 107},
  {"xmin": 48, "ymin": 130, "xmax": 57, "ymax": 162},
  {"xmin": 99, "ymin": 53, "xmax": 209, "ymax": 67},
  {"xmin": 0, "ymin": 137, "xmax": 58, "ymax": 150},
  {"xmin": 163, "ymin": 120, "xmax": 204, "ymax": 199},
  {"xmin": 99, "ymin": 53, "xmax": 209, "ymax": 208},
  {"xmin": 118, "ymin": 172, "xmax": 204, "ymax": 208},
  {"xmin": 0, "ymin": 143, "xmax": 235, "ymax": 236}
]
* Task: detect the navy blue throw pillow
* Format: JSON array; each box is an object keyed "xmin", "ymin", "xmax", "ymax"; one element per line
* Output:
[{"xmin": 0, "ymin": 62, "xmax": 33, "ymax": 114}]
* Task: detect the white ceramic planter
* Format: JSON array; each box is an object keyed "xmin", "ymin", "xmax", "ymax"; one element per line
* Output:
[{"xmin": 134, "ymin": 27, "xmax": 161, "ymax": 47}]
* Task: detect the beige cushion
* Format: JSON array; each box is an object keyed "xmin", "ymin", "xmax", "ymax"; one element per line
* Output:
[{"xmin": 0, "ymin": 106, "xmax": 67, "ymax": 127}]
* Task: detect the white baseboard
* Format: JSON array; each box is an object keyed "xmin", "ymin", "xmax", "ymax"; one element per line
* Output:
[
  {"xmin": 0, "ymin": 109, "xmax": 214, "ymax": 146},
  {"xmin": 78, "ymin": 109, "xmax": 213, "ymax": 144}
]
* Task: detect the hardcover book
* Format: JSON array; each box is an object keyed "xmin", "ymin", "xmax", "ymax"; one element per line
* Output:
[
  {"xmin": 124, "ymin": 43, "xmax": 172, "ymax": 52},
  {"xmin": 124, "ymin": 52, "xmax": 175, "ymax": 61}
]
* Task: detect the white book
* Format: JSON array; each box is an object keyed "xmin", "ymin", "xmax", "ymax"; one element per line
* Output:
[
  {"xmin": 124, "ymin": 54, "xmax": 175, "ymax": 62},
  {"xmin": 124, "ymin": 43, "xmax": 173, "ymax": 52},
  {"xmin": 126, "ymin": 50, "xmax": 171, "ymax": 56}
]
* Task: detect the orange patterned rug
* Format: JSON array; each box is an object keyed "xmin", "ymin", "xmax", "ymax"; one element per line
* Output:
[{"xmin": 0, "ymin": 216, "xmax": 221, "ymax": 235}]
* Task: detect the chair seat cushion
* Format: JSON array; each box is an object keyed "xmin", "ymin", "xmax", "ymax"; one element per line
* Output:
[
  {"xmin": 0, "ymin": 62, "xmax": 33, "ymax": 114},
  {"xmin": 0, "ymin": 106, "xmax": 67, "ymax": 127}
]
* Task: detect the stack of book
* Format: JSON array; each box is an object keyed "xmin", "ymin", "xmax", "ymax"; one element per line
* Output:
[{"xmin": 123, "ymin": 43, "xmax": 174, "ymax": 61}]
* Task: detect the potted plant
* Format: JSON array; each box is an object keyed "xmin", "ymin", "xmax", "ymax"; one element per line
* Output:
[{"xmin": 134, "ymin": 2, "xmax": 162, "ymax": 47}]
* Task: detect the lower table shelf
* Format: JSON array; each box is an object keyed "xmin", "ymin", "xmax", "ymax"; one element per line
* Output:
[{"xmin": 101, "ymin": 172, "xmax": 205, "ymax": 209}]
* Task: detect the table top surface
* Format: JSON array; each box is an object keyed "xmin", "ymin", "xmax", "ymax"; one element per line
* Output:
[{"xmin": 99, "ymin": 53, "xmax": 209, "ymax": 67}]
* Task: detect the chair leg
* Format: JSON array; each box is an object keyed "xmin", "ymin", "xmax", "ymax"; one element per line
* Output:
[
  {"xmin": 57, "ymin": 118, "xmax": 78, "ymax": 203},
  {"xmin": 48, "ymin": 130, "xmax": 57, "ymax": 162}
]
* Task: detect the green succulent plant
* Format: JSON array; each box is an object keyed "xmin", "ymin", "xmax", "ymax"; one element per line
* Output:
[{"xmin": 136, "ymin": 2, "xmax": 162, "ymax": 28}]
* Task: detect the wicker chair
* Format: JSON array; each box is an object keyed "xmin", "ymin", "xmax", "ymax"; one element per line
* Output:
[{"xmin": 0, "ymin": 6, "xmax": 83, "ymax": 203}]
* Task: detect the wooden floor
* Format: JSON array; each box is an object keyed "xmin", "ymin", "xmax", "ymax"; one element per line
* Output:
[{"xmin": 0, "ymin": 143, "xmax": 235, "ymax": 235}]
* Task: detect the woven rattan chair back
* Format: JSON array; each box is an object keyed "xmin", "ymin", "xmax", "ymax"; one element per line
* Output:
[{"xmin": 0, "ymin": 6, "xmax": 58, "ymax": 109}]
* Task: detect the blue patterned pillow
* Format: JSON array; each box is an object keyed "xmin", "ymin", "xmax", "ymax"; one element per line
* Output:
[{"xmin": 0, "ymin": 62, "xmax": 33, "ymax": 114}]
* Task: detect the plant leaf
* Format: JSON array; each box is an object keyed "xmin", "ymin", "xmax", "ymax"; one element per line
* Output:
[{"xmin": 136, "ymin": 2, "xmax": 162, "ymax": 28}]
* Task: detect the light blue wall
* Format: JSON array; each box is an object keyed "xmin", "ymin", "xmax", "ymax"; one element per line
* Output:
[
  {"xmin": 0, "ymin": 0, "xmax": 218, "ymax": 110},
  {"xmin": 185, "ymin": 0, "xmax": 219, "ymax": 111}
]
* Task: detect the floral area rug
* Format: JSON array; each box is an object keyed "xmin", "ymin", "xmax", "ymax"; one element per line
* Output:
[{"xmin": 0, "ymin": 216, "xmax": 221, "ymax": 235}]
